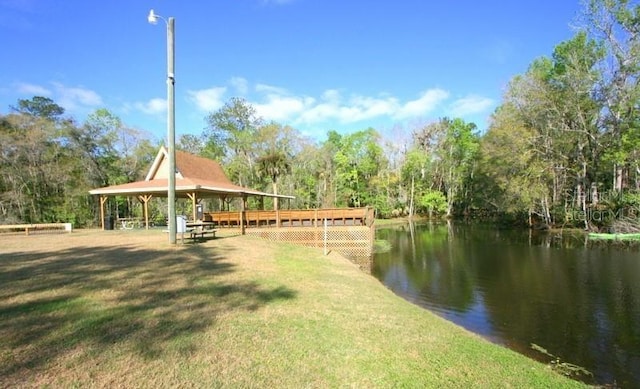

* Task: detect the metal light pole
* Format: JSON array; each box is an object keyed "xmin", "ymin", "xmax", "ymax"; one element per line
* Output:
[{"xmin": 148, "ymin": 9, "xmax": 176, "ymax": 244}]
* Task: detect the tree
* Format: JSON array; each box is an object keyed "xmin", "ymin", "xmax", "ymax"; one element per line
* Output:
[
  {"xmin": 440, "ymin": 118, "xmax": 479, "ymax": 217},
  {"xmin": 419, "ymin": 190, "xmax": 447, "ymax": 218},
  {"xmin": 204, "ymin": 97, "xmax": 263, "ymax": 188},
  {"xmin": 257, "ymin": 123, "xmax": 297, "ymax": 210},
  {"xmin": 401, "ymin": 148, "xmax": 430, "ymax": 217},
  {"xmin": 479, "ymin": 104, "xmax": 551, "ymax": 226},
  {"xmin": 67, "ymin": 108, "xmax": 121, "ymax": 188},
  {"xmin": 64, "ymin": 109, "xmax": 155, "ymax": 222},
  {"xmin": 332, "ymin": 128, "xmax": 388, "ymax": 208},
  {"xmin": 476, "ymin": 25, "xmax": 618, "ymax": 227},
  {"xmin": 257, "ymin": 150, "xmax": 291, "ymax": 210},
  {"xmin": 287, "ymin": 140, "xmax": 326, "ymax": 209},
  {"xmin": 0, "ymin": 106, "xmax": 71, "ymax": 223},
  {"xmin": 12, "ymin": 96, "xmax": 65, "ymax": 121},
  {"xmin": 410, "ymin": 118, "xmax": 479, "ymax": 217},
  {"xmin": 178, "ymin": 134, "xmax": 205, "ymax": 155},
  {"xmin": 500, "ymin": 33, "xmax": 605, "ymax": 226},
  {"xmin": 583, "ymin": 0, "xmax": 640, "ymax": 191},
  {"xmin": 317, "ymin": 131, "xmax": 343, "ymax": 207}
]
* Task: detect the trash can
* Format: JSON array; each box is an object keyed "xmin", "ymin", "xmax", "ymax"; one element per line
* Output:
[
  {"xmin": 103, "ymin": 215, "xmax": 114, "ymax": 230},
  {"xmin": 176, "ymin": 215, "xmax": 187, "ymax": 233}
]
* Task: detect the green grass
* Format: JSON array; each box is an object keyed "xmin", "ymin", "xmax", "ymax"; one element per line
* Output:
[
  {"xmin": 374, "ymin": 217, "xmax": 412, "ymax": 227},
  {"xmin": 588, "ymin": 232, "xmax": 640, "ymax": 240},
  {"xmin": 0, "ymin": 230, "xmax": 584, "ymax": 387}
]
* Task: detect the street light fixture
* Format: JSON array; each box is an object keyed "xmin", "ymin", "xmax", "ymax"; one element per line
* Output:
[
  {"xmin": 148, "ymin": 9, "xmax": 177, "ymax": 244},
  {"xmin": 147, "ymin": 9, "xmax": 159, "ymax": 24}
]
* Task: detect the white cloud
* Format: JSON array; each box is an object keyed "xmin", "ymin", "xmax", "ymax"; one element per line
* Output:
[
  {"xmin": 255, "ymin": 95, "xmax": 314, "ymax": 122},
  {"xmin": 448, "ymin": 95, "xmax": 495, "ymax": 116},
  {"xmin": 230, "ymin": 77, "xmax": 248, "ymax": 95},
  {"xmin": 321, "ymin": 89, "xmax": 341, "ymax": 102},
  {"xmin": 395, "ymin": 89, "xmax": 449, "ymax": 119},
  {"xmin": 244, "ymin": 84, "xmax": 468, "ymax": 127},
  {"xmin": 346, "ymin": 95, "xmax": 398, "ymax": 121},
  {"xmin": 252, "ymin": 84, "xmax": 314, "ymax": 122},
  {"xmin": 297, "ymin": 102, "xmax": 340, "ymax": 124},
  {"xmin": 183, "ymin": 79, "xmax": 494, "ymax": 133},
  {"xmin": 134, "ymin": 98, "xmax": 166, "ymax": 115},
  {"xmin": 252, "ymin": 86, "xmax": 397, "ymax": 125},
  {"xmin": 294, "ymin": 94, "xmax": 389, "ymax": 124},
  {"xmin": 14, "ymin": 81, "xmax": 102, "ymax": 110},
  {"xmin": 255, "ymin": 83, "xmax": 289, "ymax": 95},
  {"xmin": 51, "ymin": 82, "xmax": 103, "ymax": 111},
  {"xmin": 15, "ymin": 82, "xmax": 51, "ymax": 96},
  {"xmin": 187, "ymin": 87, "xmax": 227, "ymax": 111},
  {"xmin": 10, "ymin": 81, "xmax": 102, "ymax": 115}
]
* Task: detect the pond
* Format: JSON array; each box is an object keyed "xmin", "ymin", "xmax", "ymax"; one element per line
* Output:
[{"xmin": 371, "ymin": 222, "xmax": 640, "ymax": 387}]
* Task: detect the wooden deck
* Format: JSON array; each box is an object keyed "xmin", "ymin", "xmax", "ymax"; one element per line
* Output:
[
  {"xmin": 203, "ymin": 207, "xmax": 374, "ymax": 229},
  {"xmin": 203, "ymin": 207, "xmax": 375, "ymax": 257}
]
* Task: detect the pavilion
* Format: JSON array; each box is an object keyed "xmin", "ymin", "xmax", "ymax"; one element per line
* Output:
[{"xmin": 89, "ymin": 146, "xmax": 294, "ymax": 231}]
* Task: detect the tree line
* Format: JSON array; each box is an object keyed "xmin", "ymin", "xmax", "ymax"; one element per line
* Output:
[{"xmin": 1, "ymin": 0, "xmax": 638, "ymax": 230}]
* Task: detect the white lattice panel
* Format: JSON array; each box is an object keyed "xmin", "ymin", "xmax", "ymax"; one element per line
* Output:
[{"xmin": 246, "ymin": 226, "xmax": 374, "ymax": 257}]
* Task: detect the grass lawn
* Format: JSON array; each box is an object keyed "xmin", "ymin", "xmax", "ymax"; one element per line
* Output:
[{"xmin": 0, "ymin": 229, "xmax": 584, "ymax": 388}]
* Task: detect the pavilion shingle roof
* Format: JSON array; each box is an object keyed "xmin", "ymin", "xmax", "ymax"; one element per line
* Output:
[
  {"xmin": 174, "ymin": 150, "xmax": 233, "ymax": 184},
  {"xmin": 89, "ymin": 147, "xmax": 293, "ymax": 200}
]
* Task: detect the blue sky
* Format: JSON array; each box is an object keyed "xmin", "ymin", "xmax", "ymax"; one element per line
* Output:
[{"xmin": 0, "ymin": 0, "xmax": 582, "ymax": 142}]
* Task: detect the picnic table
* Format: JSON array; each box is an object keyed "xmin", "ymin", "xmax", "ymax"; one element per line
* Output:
[
  {"xmin": 118, "ymin": 217, "xmax": 143, "ymax": 230},
  {"xmin": 186, "ymin": 221, "xmax": 218, "ymax": 240}
]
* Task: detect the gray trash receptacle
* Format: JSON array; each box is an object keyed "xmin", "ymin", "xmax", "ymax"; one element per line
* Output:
[
  {"xmin": 176, "ymin": 215, "xmax": 187, "ymax": 233},
  {"xmin": 103, "ymin": 215, "xmax": 114, "ymax": 230}
]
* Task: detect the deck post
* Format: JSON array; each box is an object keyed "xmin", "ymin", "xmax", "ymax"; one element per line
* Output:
[
  {"xmin": 323, "ymin": 218, "xmax": 328, "ymax": 255},
  {"xmin": 99, "ymin": 196, "xmax": 108, "ymax": 230},
  {"xmin": 240, "ymin": 195, "xmax": 247, "ymax": 235}
]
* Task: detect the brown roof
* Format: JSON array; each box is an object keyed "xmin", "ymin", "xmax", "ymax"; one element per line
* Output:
[
  {"xmin": 175, "ymin": 150, "xmax": 234, "ymax": 184},
  {"xmin": 89, "ymin": 147, "xmax": 294, "ymax": 199}
]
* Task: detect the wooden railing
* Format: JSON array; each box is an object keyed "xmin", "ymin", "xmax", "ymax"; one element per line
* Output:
[{"xmin": 204, "ymin": 207, "xmax": 374, "ymax": 228}]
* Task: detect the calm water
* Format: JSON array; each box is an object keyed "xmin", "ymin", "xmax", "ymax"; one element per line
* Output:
[{"xmin": 371, "ymin": 222, "xmax": 640, "ymax": 387}]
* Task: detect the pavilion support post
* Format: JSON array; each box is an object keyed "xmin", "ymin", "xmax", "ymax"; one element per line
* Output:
[
  {"xmin": 138, "ymin": 195, "xmax": 153, "ymax": 230},
  {"xmin": 186, "ymin": 192, "xmax": 197, "ymax": 221},
  {"xmin": 274, "ymin": 189, "xmax": 279, "ymax": 212},
  {"xmin": 99, "ymin": 196, "xmax": 108, "ymax": 230},
  {"xmin": 240, "ymin": 195, "xmax": 247, "ymax": 235}
]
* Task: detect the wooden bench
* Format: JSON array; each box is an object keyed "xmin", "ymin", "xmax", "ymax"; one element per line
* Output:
[{"xmin": 0, "ymin": 223, "xmax": 73, "ymax": 235}]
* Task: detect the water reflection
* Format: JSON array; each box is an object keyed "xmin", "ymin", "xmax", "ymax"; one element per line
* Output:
[{"xmin": 371, "ymin": 222, "xmax": 640, "ymax": 387}]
